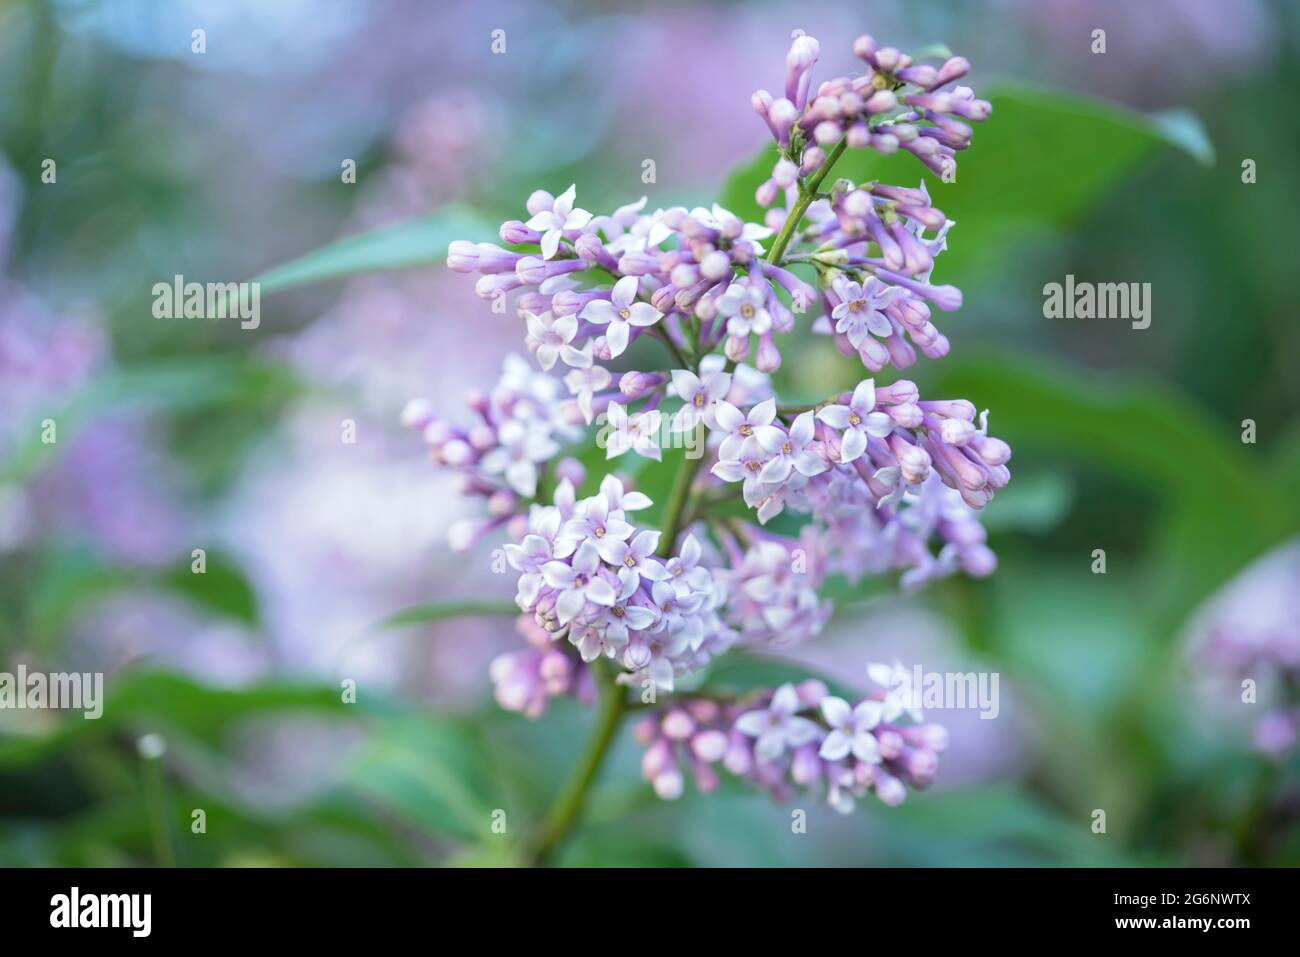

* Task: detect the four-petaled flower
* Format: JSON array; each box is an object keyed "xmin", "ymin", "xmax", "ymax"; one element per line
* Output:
[
  {"xmin": 579, "ymin": 275, "xmax": 662, "ymax": 358},
  {"xmin": 669, "ymin": 368, "xmax": 732, "ymax": 433},
  {"xmin": 816, "ymin": 379, "xmax": 894, "ymax": 463},
  {"xmin": 755, "ymin": 410, "xmax": 827, "ymax": 484},
  {"xmin": 596, "ymin": 529, "xmax": 668, "ymax": 591},
  {"xmin": 818, "ymin": 695, "xmax": 884, "ymax": 763},
  {"xmin": 831, "ymin": 276, "xmax": 904, "ymax": 349},
  {"xmin": 525, "ymin": 311, "xmax": 589, "ymax": 371},
  {"xmin": 541, "ymin": 541, "xmax": 618, "ymax": 624},
  {"xmin": 735, "ymin": 683, "xmax": 823, "ymax": 763},
  {"xmin": 712, "ymin": 397, "xmax": 782, "ymax": 460},
  {"xmin": 717, "ymin": 283, "xmax": 773, "ymax": 338},
  {"xmin": 603, "ymin": 402, "xmax": 663, "ymax": 461},
  {"xmin": 525, "ymin": 184, "xmax": 593, "ymax": 260}
]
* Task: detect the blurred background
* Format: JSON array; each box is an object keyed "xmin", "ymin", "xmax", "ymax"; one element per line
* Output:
[{"xmin": 1, "ymin": 0, "xmax": 1297, "ymax": 866}]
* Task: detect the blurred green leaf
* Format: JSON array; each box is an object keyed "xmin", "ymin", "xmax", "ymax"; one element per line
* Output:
[
  {"xmin": 698, "ymin": 649, "xmax": 857, "ymax": 700},
  {"xmin": 0, "ymin": 671, "xmax": 384, "ymax": 768},
  {"xmin": 1, "ymin": 356, "xmax": 302, "ymax": 482},
  {"xmin": 346, "ymin": 715, "xmax": 498, "ymax": 844},
  {"xmin": 249, "ymin": 205, "xmax": 494, "ymax": 298},
  {"xmin": 28, "ymin": 548, "xmax": 260, "ymax": 639},
  {"xmin": 378, "ymin": 599, "xmax": 518, "ymax": 630}
]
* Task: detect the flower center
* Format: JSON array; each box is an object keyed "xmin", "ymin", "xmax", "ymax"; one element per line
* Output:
[
  {"xmin": 745, "ymin": 459, "xmax": 761, "ymax": 473},
  {"xmin": 739, "ymin": 423, "xmax": 753, "ymax": 436},
  {"xmin": 741, "ymin": 303, "xmax": 755, "ymax": 318},
  {"xmin": 612, "ymin": 606, "xmax": 625, "ymax": 618},
  {"xmin": 693, "ymin": 394, "xmax": 705, "ymax": 407},
  {"xmin": 594, "ymin": 525, "xmax": 605, "ymax": 537},
  {"xmin": 574, "ymin": 574, "xmax": 589, "ymax": 588},
  {"xmin": 848, "ymin": 412, "xmax": 862, "ymax": 427},
  {"xmin": 782, "ymin": 441, "xmax": 793, "ymax": 455},
  {"xmin": 623, "ymin": 555, "xmax": 637, "ymax": 568},
  {"xmin": 848, "ymin": 299, "xmax": 865, "ymax": 313},
  {"xmin": 619, "ymin": 308, "xmax": 631, "ymax": 320}
]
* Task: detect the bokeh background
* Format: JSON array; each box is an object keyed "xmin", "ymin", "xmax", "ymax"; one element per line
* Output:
[{"xmin": 1, "ymin": 0, "xmax": 1297, "ymax": 866}]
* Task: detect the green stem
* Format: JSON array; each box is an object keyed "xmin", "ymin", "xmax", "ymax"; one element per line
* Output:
[
  {"xmin": 765, "ymin": 138, "xmax": 848, "ymax": 265},
  {"xmin": 658, "ymin": 450, "xmax": 705, "ymax": 559},
  {"xmin": 529, "ymin": 658, "xmax": 627, "ymax": 866}
]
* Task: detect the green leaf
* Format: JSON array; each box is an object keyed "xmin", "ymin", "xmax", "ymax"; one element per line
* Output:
[
  {"xmin": 697, "ymin": 649, "xmax": 857, "ymax": 700},
  {"xmin": 250, "ymin": 206, "xmax": 494, "ymax": 298},
  {"xmin": 1, "ymin": 356, "xmax": 302, "ymax": 482},
  {"xmin": 0, "ymin": 671, "xmax": 384, "ymax": 768},
  {"xmin": 377, "ymin": 599, "xmax": 519, "ymax": 630},
  {"xmin": 28, "ymin": 548, "xmax": 261, "ymax": 639},
  {"xmin": 345, "ymin": 715, "xmax": 498, "ymax": 844}
]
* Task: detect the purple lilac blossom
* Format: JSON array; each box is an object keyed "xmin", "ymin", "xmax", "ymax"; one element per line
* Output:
[{"xmin": 414, "ymin": 29, "xmax": 1014, "ymax": 816}]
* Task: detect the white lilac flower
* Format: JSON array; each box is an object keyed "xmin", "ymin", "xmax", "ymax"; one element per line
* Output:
[
  {"xmin": 560, "ymin": 492, "xmax": 634, "ymax": 553},
  {"xmin": 524, "ymin": 184, "xmax": 593, "ymax": 260},
  {"xmin": 540, "ymin": 541, "xmax": 619, "ymax": 624},
  {"xmin": 669, "ymin": 368, "xmax": 732, "ymax": 433},
  {"xmin": 598, "ymin": 474, "xmax": 653, "ymax": 513},
  {"xmin": 710, "ymin": 397, "xmax": 782, "ymax": 460},
  {"xmin": 755, "ymin": 411, "xmax": 827, "ymax": 484},
  {"xmin": 662, "ymin": 533, "xmax": 713, "ymax": 596},
  {"xmin": 564, "ymin": 362, "xmax": 611, "ymax": 424},
  {"xmin": 479, "ymin": 418, "xmax": 560, "ymax": 497},
  {"xmin": 816, "ymin": 379, "xmax": 894, "ymax": 463},
  {"xmin": 711, "ymin": 438, "xmax": 777, "ymax": 508},
  {"xmin": 503, "ymin": 533, "xmax": 556, "ymax": 607},
  {"xmin": 595, "ymin": 528, "xmax": 668, "ymax": 591},
  {"xmin": 717, "ymin": 283, "xmax": 772, "ymax": 338},
  {"xmin": 868, "ymin": 660, "xmax": 924, "ymax": 723},
  {"xmin": 818, "ymin": 695, "xmax": 884, "ymax": 763},
  {"xmin": 734, "ymin": 683, "xmax": 823, "ymax": 763},
  {"xmin": 524, "ymin": 311, "xmax": 588, "ymax": 370},
  {"xmin": 579, "ymin": 275, "xmax": 662, "ymax": 358},
  {"xmin": 603, "ymin": 402, "xmax": 663, "ymax": 462},
  {"xmin": 831, "ymin": 276, "xmax": 904, "ymax": 348}
]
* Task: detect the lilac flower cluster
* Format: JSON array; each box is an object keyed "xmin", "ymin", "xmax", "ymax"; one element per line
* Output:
[
  {"xmin": 401, "ymin": 354, "xmax": 581, "ymax": 551},
  {"xmin": 499, "ymin": 476, "xmax": 735, "ymax": 695},
  {"xmin": 635, "ymin": 674, "xmax": 948, "ymax": 811},
  {"xmin": 410, "ymin": 30, "xmax": 1011, "ymax": 819}
]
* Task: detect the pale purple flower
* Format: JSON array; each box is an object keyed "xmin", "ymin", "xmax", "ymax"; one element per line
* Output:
[
  {"xmin": 560, "ymin": 492, "xmax": 634, "ymax": 553},
  {"xmin": 598, "ymin": 474, "xmax": 653, "ymax": 513},
  {"xmin": 669, "ymin": 368, "xmax": 732, "ymax": 433},
  {"xmin": 540, "ymin": 541, "xmax": 618, "ymax": 624},
  {"xmin": 525, "ymin": 184, "xmax": 592, "ymax": 259},
  {"xmin": 596, "ymin": 529, "xmax": 668, "ymax": 591},
  {"xmin": 564, "ymin": 362, "xmax": 611, "ymax": 424},
  {"xmin": 734, "ymin": 683, "xmax": 823, "ymax": 763},
  {"xmin": 524, "ymin": 311, "xmax": 588, "ymax": 371},
  {"xmin": 603, "ymin": 402, "xmax": 663, "ymax": 462},
  {"xmin": 868, "ymin": 660, "xmax": 924, "ymax": 723},
  {"xmin": 711, "ymin": 438, "xmax": 776, "ymax": 507},
  {"xmin": 831, "ymin": 276, "xmax": 904, "ymax": 348},
  {"xmin": 717, "ymin": 283, "xmax": 772, "ymax": 338},
  {"xmin": 711, "ymin": 397, "xmax": 781, "ymax": 460},
  {"xmin": 816, "ymin": 379, "xmax": 894, "ymax": 463},
  {"xmin": 818, "ymin": 696, "xmax": 884, "ymax": 763},
  {"xmin": 579, "ymin": 275, "xmax": 662, "ymax": 358},
  {"xmin": 755, "ymin": 410, "xmax": 826, "ymax": 484},
  {"xmin": 503, "ymin": 533, "xmax": 556, "ymax": 607}
]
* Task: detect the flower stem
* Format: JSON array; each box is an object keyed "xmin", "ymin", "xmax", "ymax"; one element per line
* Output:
[
  {"xmin": 767, "ymin": 137, "xmax": 848, "ymax": 265},
  {"xmin": 527, "ymin": 416, "xmax": 706, "ymax": 865},
  {"xmin": 529, "ymin": 657, "xmax": 627, "ymax": 866}
]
